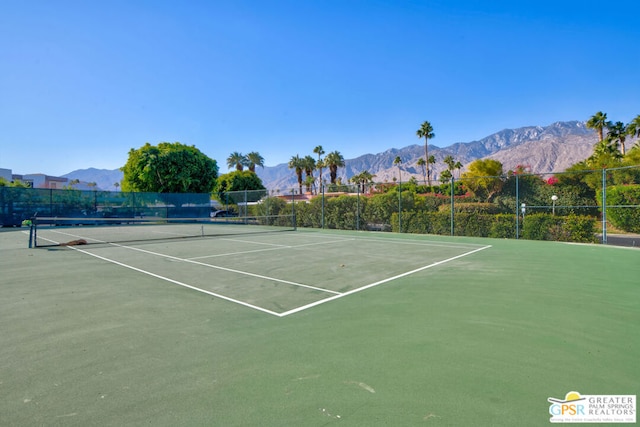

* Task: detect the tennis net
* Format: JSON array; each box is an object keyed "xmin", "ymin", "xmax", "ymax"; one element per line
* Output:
[{"xmin": 29, "ymin": 214, "xmax": 296, "ymax": 247}]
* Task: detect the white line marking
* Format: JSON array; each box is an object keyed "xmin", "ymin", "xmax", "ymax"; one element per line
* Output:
[
  {"xmin": 276, "ymin": 245, "xmax": 492, "ymax": 317},
  {"xmin": 105, "ymin": 243, "xmax": 341, "ymax": 295},
  {"xmin": 38, "ymin": 229, "xmax": 491, "ymax": 317},
  {"xmin": 188, "ymin": 238, "xmax": 355, "ymax": 260},
  {"xmin": 62, "ymin": 245, "xmax": 284, "ymax": 316}
]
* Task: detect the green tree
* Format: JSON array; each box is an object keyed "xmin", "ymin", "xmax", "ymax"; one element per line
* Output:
[
  {"xmin": 227, "ymin": 152, "xmax": 246, "ymax": 171},
  {"xmin": 325, "ymin": 151, "xmax": 345, "ymax": 184},
  {"xmin": 316, "ymin": 158, "xmax": 325, "ymax": 192},
  {"xmin": 215, "ymin": 170, "xmax": 265, "ymax": 201},
  {"xmin": 393, "ymin": 156, "xmax": 402, "ymax": 184},
  {"xmin": 302, "ymin": 155, "xmax": 316, "ymax": 193},
  {"xmin": 416, "ymin": 121, "xmax": 435, "ymax": 186},
  {"xmin": 606, "ymin": 121, "xmax": 628, "ymax": 155},
  {"xmin": 454, "ymin": 161, "xmax": 463, "ymax": 178},
  {"xmin": 461, "ymin": 159, "xmax": 504, "ymax": 202},
  {"xmin": 350, "ymin": 170, "xmax": 376, "ymax": 193},
  {"xmin": 586, "ymin": 111, "xmax": 608, "ymax": 142},
  {"xmin": 587, "ymin": 139, "xmax": 623, "ymax": 168},
  {"xmin": 440, "ymin": 169, "xmax": 453, "ymax": 184},
  {"xmin": 288, "ymin": 155, "xmax": 304, "ymax": 194},
  {"xmin": 627, "ymin": 115, "xmax": 640, "ymax": 139},
  {"xmin": 428, "ymin": 155, "xmax": 436, "ymax": 183},
  {"xmin": 416, "ymin": 158, "xmax": 427, "ymax": 184},
  {"xmin": 246, "ymin": 151, "xmax": 264, "ymax": 172},
  {"xmin": 121, "ymin": 142, "xmax": 218, "ymax": 193},
  {"xmin": 443, "ymin": 155, "xmax": 455, "ymax": 172},
  {"xmin": 313, "ymin": 145, "xmax": 325, "ymax": 190}
]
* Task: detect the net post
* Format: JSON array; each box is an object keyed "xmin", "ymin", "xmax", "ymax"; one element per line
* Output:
[{"xmin": 28, "ymin": 213, "xmax": 38, "ymax": 248}]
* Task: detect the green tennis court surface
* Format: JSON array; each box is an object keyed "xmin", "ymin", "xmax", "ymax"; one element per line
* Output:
[{"xmin": 1, "ymin": 228, "xmax": 638, "ymax": 426}]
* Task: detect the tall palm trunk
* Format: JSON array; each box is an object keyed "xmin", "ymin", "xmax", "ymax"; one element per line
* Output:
[{"xmin": 424, "ymin": 138, "xmax": 430, "ymax": 186}]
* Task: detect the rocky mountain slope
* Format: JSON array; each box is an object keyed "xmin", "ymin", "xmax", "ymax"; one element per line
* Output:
[
  {"xmin": 258, "ymin": 121, "xmax": 599, "ymax": 190},
  {"xmin": 64, "ymin": 121, "xmax": 605, "ymax": 191},
  {"xmin": 62, "ymin": 168, "xmax": 123, "ymax": 191}
]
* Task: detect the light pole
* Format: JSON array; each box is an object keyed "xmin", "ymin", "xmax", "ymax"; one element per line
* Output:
[
  {"xmin": 551, "ymin": 195, "xmax": 558, "ymax": 215},
  {"xmin": 521, "ymin": 203, "xmax": 526, "ymax": 226}
]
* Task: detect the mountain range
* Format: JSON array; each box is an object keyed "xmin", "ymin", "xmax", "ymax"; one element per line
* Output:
[
  {"xmin": 63, "ymin": 120, "xmax": 605, "ymax": 191},
  {"xmin": 255, "ymin": 120, "xmax": 599, "ymax": 190}
]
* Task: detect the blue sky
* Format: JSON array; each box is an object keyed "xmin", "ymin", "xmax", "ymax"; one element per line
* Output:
[{"xmin": 2, "ymin": 0, "xmax": 639, "ymax": 176}]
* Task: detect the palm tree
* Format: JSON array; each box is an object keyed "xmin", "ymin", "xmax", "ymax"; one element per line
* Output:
[
  {"xmin": 393, "ymin": 156, "xmax": 402, "ymax": 184},
  {"xmin": 351, "ymin": 170, "xmax": 375, "ymax": 193},
  {"xmin": 627, "ymin": 115, "xmax": 640, "ymax": 140},
  {"xmin": 313, "ymin": 145, "xmax": 325, "ymax": 192},
  {"xmin": 440, "ymin": 169, "xmax": 453, "ymax": 184},
  {"xmin": 302, "ymin": 155, "xmax": 316, "ymax": 193},
  {"xmin": 246, "ymin": 151, "xmax": 264, "ymax": 172},
  {"xmin": 606, "ymin": 121, "xmax": 628, "ymax": 155},
  {"xmin": 416, "ymin": 121, "xmax": 435, "ymax": 186},
  {"xmin": 288, "ymin": 155, "xmax": 304, "ymax": 194},
  {"xmin": 113, "ymin": 182, "xmax": 120, "ymax": 191},
  {"xmin": 428, "ymin": 155, "xmax": 436, "ymax": 183},
  {"xmin": 325, "ymin": 151, "xmax": 345, "ymax": 184},
  {"xmin": 454, "ymin": 161, "xmax": 463, "ymax": 178},
  {"xmin": 586, "ymin": 111, "xmax": 608, "ymax": 142},
  {"xmin": 227, "ymin": 152, "xmax": 246, "ymax": 171},
  {"xmin": 416, "ymin": 158, "xmax": 427, "ymax": 185},
  {"xmin": 315, "ymin": 159, "xmax": 325, "ymax": 193},
  {"xmin": 443, "ymin": 155, "xmax": 455, "ymax": 171},
  {"xmin": 588, "ymin": 139, "xmax": 623, "ymax": 168}
]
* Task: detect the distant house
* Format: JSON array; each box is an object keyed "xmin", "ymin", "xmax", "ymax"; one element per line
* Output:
[
  {"xmin": 18, "ymin": 174, "xmax": 69, "ymax": 189},
  {"xmin": 0, "ymin": 168, "xmax": 12, "ymax": 182}
]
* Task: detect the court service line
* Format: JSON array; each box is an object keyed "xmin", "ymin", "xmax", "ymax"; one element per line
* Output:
[
  {"xmin": 108, "ymin": 243, "xmax": 342, "ymax": 295},
  {"xmin": 39, "ymin": 229, "xmax": 340, "ymax": 295},
  {"xmin": 188, "ymin": 238, "xmax": 355, "ymax": 260},
  {"xmin": 62, "ymin": 245, "xmax": 285, "ymax": 316},
  {"xmin": 276, "ymin": 244, "xmax": 493, "ymax": 317}
]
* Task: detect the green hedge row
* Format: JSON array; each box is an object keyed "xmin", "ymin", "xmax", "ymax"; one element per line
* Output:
[
  {"xmin": 391, "ymin": 212, "xmax": 597, "ymax": 243},
  {"xmin": 598, "ymin": 185, "xmax": 640, "ymax": 233}
]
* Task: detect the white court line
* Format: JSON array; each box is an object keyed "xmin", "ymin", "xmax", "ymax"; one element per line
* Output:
[
  {"xmin": 38, "ymin": 229, "xmax": 491, "ymax": 317},
  {"xmin": 105, "ymin": 243, "xmax": 342, "ymax": 295},
  {"xmin": 188, "ymin": 238, "xmax": 355, "ymax": 260},
  {"xmin": 276, "ymin": 244, "xmax": 493, "ymax": 317},
  {"xmin": 62, "ymin": 245, "xmax": 285, "ymax": 317},
  {"xmin": 39, "ymin": 229, "xmax": 340, "ymax": 295}
]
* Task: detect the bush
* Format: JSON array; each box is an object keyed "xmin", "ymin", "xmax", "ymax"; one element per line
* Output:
[
  {"xmin": 562, "ymin": 214, "xmax": 598, "ymax": 243},
  {"xmin": 440, "ymin": 202, "xmax": 502, "ymax": 214},
  {"xmin": 488, "ymin": 214, "xmax": 517, "ymax": 238},
  {"xmin": 522, "ymin": 213, "xmax": 597, "ymax": 243},
  {"xmin": 599, "ymin": 185, "xmax": 640, "ymax": 232}
]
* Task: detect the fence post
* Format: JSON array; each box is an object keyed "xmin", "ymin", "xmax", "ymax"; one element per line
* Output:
[
  {"xmin": 515, "ymin": 174, "xmax": 519, "ymax": 239},
  {"xmin": 602, "ymin": 168, "xmax": 607, "ymax": 245},
  {"xmin": 291, "ymin": 189, "xmax": 296, "ymax": 229},
  {"xmin": 321, "ymin": 182, "xmax": 325, "ymax": 229},
  {"xmin": 450, "ymin": 176, "xmax": 455, "ymax": 236},
  {"xmin": 356, "ymin": 183, "xmax": 360, "ymax": 231},
  {"xmin": 398, "ymin": 178, "xmax": 402, "ymax": 233}
]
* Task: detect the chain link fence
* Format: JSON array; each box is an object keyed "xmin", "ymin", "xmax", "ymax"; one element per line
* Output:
[
  {"xmin": 266, "ymin": 165, "xmax": 640, "ymax": 246},
  {"xmin": 3, "ymin": 165, "xmax": 639, "ymax": 246}
]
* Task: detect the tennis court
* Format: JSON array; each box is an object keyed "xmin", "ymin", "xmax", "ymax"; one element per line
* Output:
[
  {"xmin": 1, "ymin": 226, "xmax": 638, "ymax": 426},
  {"xmin": 28, "ymin": 221, "xmax": 491, "ymax": 316}
]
